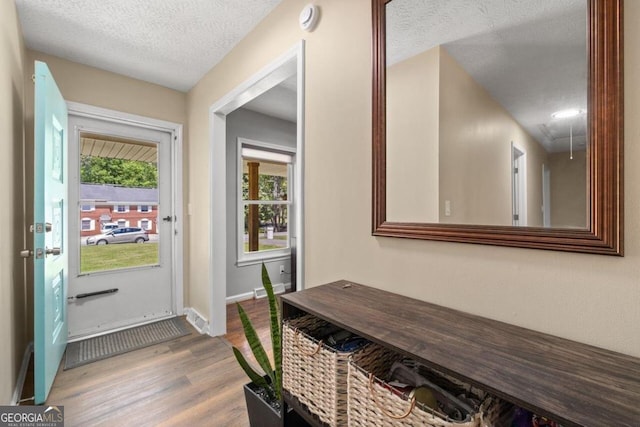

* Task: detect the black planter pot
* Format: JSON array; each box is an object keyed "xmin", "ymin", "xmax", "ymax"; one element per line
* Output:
[
  {"xmin": 243, "ymin": 382, "xmax": 281, "ymax": 427},
  {"xmin": 243, "ymin": 383, "xmax": 309, "ymax": 427}
]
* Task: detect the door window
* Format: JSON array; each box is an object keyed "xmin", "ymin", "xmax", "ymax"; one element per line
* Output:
[{"xmin": 79, "ymin": 133, "xmax": 159, "ymax": 274}]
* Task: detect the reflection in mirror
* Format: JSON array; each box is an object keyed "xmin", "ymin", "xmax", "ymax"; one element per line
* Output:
[{"xmin": 385, "ymin": 0, "xmax": 588, "ymax": 228}]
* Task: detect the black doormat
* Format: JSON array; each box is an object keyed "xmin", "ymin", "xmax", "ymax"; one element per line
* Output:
[{"xmin": 64, "ymin": 317, "xmax": 191, "ymax": 370}]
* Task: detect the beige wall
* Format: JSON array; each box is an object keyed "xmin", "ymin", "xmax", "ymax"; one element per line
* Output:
[
  {"xmin": 25, "ymin": 51, "xmax": 187, "ymax": 124},
  {"xmin": 439, "ymin": 48, "xmax": 547, "ymax": 226},
  {"xmin": 549, "ymin": 150, "xmax": 588, "ymax": 228},
  {"xmin": 386, "ymin": 47, "xmax": 440, "ymax": 222},
  {"xmin": 186, "ymin": 0, "xmax": 306, "ymax": 317},
  {"xmin": 0, "ymin": 0, "xmax": 27, "ymax": 404},
  {"xmin": 188, "ymin": 0, "xmax": 640, "ymax": 358}
]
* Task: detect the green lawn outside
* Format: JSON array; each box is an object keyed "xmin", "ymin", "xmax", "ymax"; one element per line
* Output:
[{"xmin": 81, "ymin": 242, "xmax": 159, "ymax": 273}]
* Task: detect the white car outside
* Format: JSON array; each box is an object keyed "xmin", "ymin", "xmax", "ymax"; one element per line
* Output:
[{"xmin": 86, "ymin": 227, "xmax": 149, "ymax": 245}]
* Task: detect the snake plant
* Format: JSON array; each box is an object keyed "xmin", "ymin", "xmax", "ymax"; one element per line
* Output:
[{"xmin": 232, "ymin": 263, "xmax": 282, "ymax": 401}]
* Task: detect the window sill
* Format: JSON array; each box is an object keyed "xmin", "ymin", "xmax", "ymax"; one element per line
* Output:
[{"xmin": 236, "ymin": 252, "xmax": 291, "ymax": 267}]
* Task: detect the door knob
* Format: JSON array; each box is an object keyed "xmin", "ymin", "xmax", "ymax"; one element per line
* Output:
[
  {"xmin": 20, "ymin": 249, "xmax": 33, "ymax": 258},
  {"xmin": 46, "ymin": 247, "xmax": 61, "ymax": 256},
  {"xmin": 162, "ymin": 216, "xmax": 173, "ymax": 222}
]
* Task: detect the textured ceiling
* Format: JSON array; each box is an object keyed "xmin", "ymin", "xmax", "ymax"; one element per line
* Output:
[
  {"xmin": 15, "ymin": 0, "xmax": 282, "ymax": 92},
  {"xmin": 387, "ymin": 0, "xmax": 587, "ymax": 153}
]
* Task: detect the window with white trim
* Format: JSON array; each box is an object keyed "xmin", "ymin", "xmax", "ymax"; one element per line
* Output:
[
  {"xmin": 139, "ymin": 219, "xmax": 151, "ymax": 230},
  {"xmin": 238, "ymin": 143, "xmax": 293, "ymax": 263},
  {"xmin": 116, "ymin": 219, "xmax": 129, "ymax": 228},
  {"xmin": 114, "ymin": 204, "xmax": 129, "ymax": 213},
  {"xmin": 81, "ymin": 218, "xmax": 95, "ymax": 231},
  {"xmin": 138, "ymin": 205, "xmax": 151, "ymax": 213},
  {"xmin": 81, "ymin": 203, "xmax": 95, "ymax": 212}
]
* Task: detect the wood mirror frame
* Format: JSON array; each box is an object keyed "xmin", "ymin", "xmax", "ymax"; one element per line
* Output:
[{"xmin": 372, "ymin": 0, "xmax": 624, "ymax": 255}]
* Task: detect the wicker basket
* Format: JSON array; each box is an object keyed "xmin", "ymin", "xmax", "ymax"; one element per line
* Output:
[
  {"xmin": 348, "ymin": 344, "xmax": 501, "ymax": 427},
  {"xmin": 283, "ymin": 314, "xmax": 365, "ymax": 427}
]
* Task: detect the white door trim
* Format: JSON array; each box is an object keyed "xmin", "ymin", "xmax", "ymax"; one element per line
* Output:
[
  {"xmin": 66, "ymin": 101, "xmax": 184, "ymax": 317},
  {"xmin": 208, "ymin": 41, "xmax": 305, "ymax": 337}
]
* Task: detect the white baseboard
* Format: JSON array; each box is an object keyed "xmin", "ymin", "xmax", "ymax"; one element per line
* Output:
[
  {"xmin": 184, "ymin": 307, "xmax": 209, "ymax": 335},
  {"xmin": 225, "ymin": 291, "xmax": 254, "ymax": 304},
  {"xmin": 186, "ymin": 283, "xmax": 292, "ymax": 336},
  {"xmin": 226, "ymin": 282, "xmax": 291, "ymax": 304},
  {"xmin": 11, "ymin": 342, "xmax": 33, "ymax": 405}
]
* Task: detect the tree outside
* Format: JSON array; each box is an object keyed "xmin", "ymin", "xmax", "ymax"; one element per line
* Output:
[
  {"xmin": 242, "ymin": 172, "xmax": 288, "ymax": 232},
  {"xmin": 81, "ymin": 155, "xmax": 158, "ymax": 187}
]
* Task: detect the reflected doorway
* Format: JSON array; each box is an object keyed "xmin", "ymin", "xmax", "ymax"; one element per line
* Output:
[
  {"xmin": 542, "ymin": 164, "xmax": 551, "ymax": 227},
  {"xmin": 512, "ymin": 144, "xmax": 527, "ymax": 226}
]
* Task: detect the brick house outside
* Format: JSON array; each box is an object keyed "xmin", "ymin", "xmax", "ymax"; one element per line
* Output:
[{"xmin": 80, "ymin": 184, "xmax": 159, "ymax": 237}]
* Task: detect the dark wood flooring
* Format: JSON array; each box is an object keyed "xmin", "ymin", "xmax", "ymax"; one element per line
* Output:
[{"xmin": 21, "ymin": 297, "xmax": 274, "ymax": 427}]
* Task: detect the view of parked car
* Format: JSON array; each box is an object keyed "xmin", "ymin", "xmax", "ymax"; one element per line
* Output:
[{"xmin": 86, "ymin": 227, "xmax": 149, "ymax": 245}]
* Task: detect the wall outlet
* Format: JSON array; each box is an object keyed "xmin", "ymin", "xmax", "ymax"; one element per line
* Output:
[{"xmin": 279, "ymin": 265, "xmax": 285, "ymax": 275}]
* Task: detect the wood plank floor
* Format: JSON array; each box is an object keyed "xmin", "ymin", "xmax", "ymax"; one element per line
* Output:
[
  {"xmin": 225, "ymin": 296, "xmax": 274, "ymax": 361},
  {"xmin": 35, "ymin": 298, "xmax": 274, "ymax": 427}
]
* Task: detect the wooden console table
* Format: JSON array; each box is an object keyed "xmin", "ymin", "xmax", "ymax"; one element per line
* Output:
[{"xmin": 280, "ymin": 280, "xmax": 640, "ymax": 427}]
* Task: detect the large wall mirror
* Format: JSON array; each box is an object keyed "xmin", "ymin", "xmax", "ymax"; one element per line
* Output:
[{"xmin": 372, "ymin": 0, "xmax": 623, "ymax": 255}]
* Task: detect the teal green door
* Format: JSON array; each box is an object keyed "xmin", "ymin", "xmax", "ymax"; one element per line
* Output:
[{"xmin": 33, "ymin": 61, "xmax": 68, "ymax": 404}]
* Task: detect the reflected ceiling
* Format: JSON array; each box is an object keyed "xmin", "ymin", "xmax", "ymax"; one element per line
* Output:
[{"xmin": 386, "ymin": 0, "xmax": 587, "ymax": 153}]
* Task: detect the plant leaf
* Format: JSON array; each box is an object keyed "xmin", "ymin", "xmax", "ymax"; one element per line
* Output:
[
  {"xmin": 232, "ymin": 347, "xmax": 274, "ymax": 399},
  {"xmin": 262, "ymin": 262, "xmax": 282, "ymax": 400},
  {"xmin": 237, "ymin": 302, "xmax": 275, "ymax": 388}
]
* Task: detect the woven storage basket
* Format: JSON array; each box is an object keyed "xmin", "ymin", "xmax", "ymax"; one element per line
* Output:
[
  {"xmin": 348, "ymin": 344, "xmax": 501, "ymax": 427},
  {"xmin": 283, "ymin": 314, "xmax": 364, "ymax": 427}
]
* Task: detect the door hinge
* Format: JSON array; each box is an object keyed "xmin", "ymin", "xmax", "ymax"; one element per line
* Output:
[
  {"xmin": 514, "ymin": 167, "xmax": 519, "ymax": 173},
  {"xmin": 513, "ymin": 214, "xmax": 519, "ymax": 221},
  {"xmin": 31, "ymin": 74, "xmax": 35, "ymax": 84}
]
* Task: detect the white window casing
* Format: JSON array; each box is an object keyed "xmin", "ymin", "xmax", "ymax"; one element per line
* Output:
[{"xmin": 237, "ymin": 139, "xmax": 295, "ymax": 265}]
